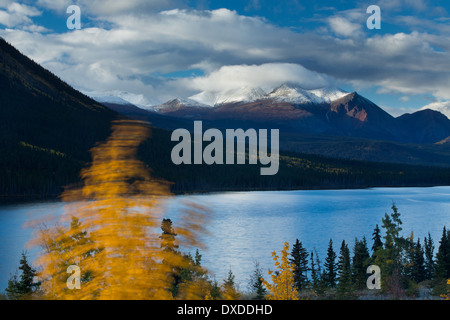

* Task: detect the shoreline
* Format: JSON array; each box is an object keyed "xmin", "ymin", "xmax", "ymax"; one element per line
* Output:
[{"xmin": 1, "ymin": 183, "xmax": 450, "ymax": 205}]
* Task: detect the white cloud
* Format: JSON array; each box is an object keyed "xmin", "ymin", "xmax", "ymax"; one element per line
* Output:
[
  {"xmin": 1, "ymin": 6, "xmax": 450, "ymax": 106},
  {"xmin": 0, "ymin": 9, "xmax": 31, "ymax": 27},
  {"xmin": 7, "ymin": 3, "xmax": 41, "ymax": 16},
  {"xmin": 178, "ymin": 63, "xmax": 332, "ymax": 94},
  {"xmin": 36, "ymin": 0, "xmax": 184, "ymax": 15},
  {"xmin": 0, "ymin": 1, "xmax": 44, "ymax": 31},
  {"xmin": 328, "ymin": 16, "xmax": 362, "ymax": 37}
]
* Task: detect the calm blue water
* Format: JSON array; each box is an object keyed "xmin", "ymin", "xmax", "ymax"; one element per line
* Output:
[{"xmin": 1, "ymin": 187, "xmax": 449, "ymax": 292}]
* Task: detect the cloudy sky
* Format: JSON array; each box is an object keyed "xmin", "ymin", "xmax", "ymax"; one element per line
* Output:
[{"xmin": 1, "ymin": 0, "xmax": 449, "ymax": 115}]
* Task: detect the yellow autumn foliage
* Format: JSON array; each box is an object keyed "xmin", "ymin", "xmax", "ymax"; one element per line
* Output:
[
  {"xmin": 442, "ymin": 279, "xmax": 450, "ymax": 300},
  {"xmin": 29, "ymin": 120, "xmax": 210, "ymax": 300},
  {"xmin": 261, "ymin": 241, "xmax": 299, "ymax": 300}
]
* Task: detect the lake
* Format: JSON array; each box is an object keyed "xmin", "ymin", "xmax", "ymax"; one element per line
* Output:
[{"xmin": 1, "ymin": 186, "xmax": 449, "ymax": 292}]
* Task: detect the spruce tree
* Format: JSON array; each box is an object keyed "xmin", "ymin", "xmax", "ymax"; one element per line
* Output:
[
  {"xmin": 5, "ymin": 252, "xmax": 40, "ymax": 300},
  {"xmin": 310, "ymin": 251, "xmax": 319, "ymax": 292},
  {"xmin": 374, "ymin": 203, "xmax": 407, "ymax": 297},
  {"xmin": 424, "ymin": 233, "xmax": 435, "ymax": 280},
  {"xmin": 323, "ymin": 239, "xmax": 337, "ymax": 288},
  {"xmin": 411, "ymin": 239, "xmax": 426, "ymax": 283},
  {"xmin": 5, "ymin": 273, "xmax": 21, "ymax": 300},
  {"xmin": 336, "ymin": 240, "xmax": 353, "ymax": 298},
  {"xmin": 290, "ymin": 239, "xmax": 309, "ymax": 291},
  {"xmin": 249, "ymin": 261, "xmax": 267, "ymax": 300},
  {"xmin": 379, "ymin": 203, "xmax": 406, "ymax": 274},
  {"xmin": 222, "ymin": 268, "xmax": 240, "ymax": 300},
  {"xmin": 371, "ymin": 224, "xmax": 383, "ymax": 259},
  {"xmin": 352, "ymin": 237, "xmax": 371, "ymax": 289},
  {"xmin": 435, "ymin": 226, "xmax": 450, "ymax": 279}
]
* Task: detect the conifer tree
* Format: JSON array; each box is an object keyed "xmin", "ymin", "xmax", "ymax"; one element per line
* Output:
[
  {"xmin": 249, "ymin": 261, "xmax": 267, "ymax": 300},
  {"xmin": 222, "ymin": 268, "xmax": 240, "ymax": 300},
  {"xmin": 352, "ymin": 237, "xmax": 371, "ymax": 289},
  {"xmin": 371, "ymin": 224, "xmax": 383, "ymax": 259},
  {"xmin": 309, "ymin": 249, "xmax": 324, "ymax": 295},
  {"xmin": 373, "ymin": 203, "xmax": 407, "ymax": 297},
  {"xmin": 5, "ymin": 252, "xmax": 40, "ymax": 300},
  {"xmin": 290, "ymin": 239, "xmax": 309, "ymax": 291},
  {"xmin": 336, "ymin": 240, "xmax": 353, "ymax": 298},
  {"xmin": 5, "ymin": 274, "xmax": 21, "ymax": 300},
  {"xmin": 410, "ymin": 238, "xmax": 425, "ymax": 283},
  {"xmin": 378, "ymin": 204, "xmax": 406, "ymax": 270},
  {"xmin": 435, "ymin": 226, "xmax": 450, "ymax": 279},
  {"xmin": 323, "ymin": 239, "xmax": 337, "ymax": 288},
  {"xmin": 424, "ymin": 233, "xmax": 435, "ymax": 280}
]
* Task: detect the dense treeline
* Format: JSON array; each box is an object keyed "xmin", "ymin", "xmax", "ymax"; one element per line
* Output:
[
  {"xmin": 269, "ymin": 204, "xmax": 450, "ymax": 299},
  {"xmin": 138, "ymin": 127, "xmax": 450, "ymax": 194},
  {"xmin": 4, "ymin": 122, "xmax": 450, "ymax": 199}
]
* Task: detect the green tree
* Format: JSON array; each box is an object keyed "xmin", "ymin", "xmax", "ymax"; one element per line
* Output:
[
  {"xmin": 5, "ymin": 252, "xmax": 40, "ymax": 300},
  {"xmin": 249, "ymin": 261, "xmax": 267, "ymax": 300},
  {"xmin": 290, "ymin": 239, "xmax": 309, "ymax": 291},
  {"xmin": 411, "ymin": 238, "xmax": 426, "ymax": 283},
  {"xmin": 222, "ymin": 268, "xmax": 241, "ymax": 300},
  {"xmin": 309, "ymin": 249, "xmax": 325, "ymax": 295},
  {"xmin": 435, "ymin": 226, "xmax": 450, "ymax": 279},
  {"xmin": 323, "ymin": 239, "xmax": 337, "ymax": 288},
  {"xmin": 424, "ymin": 233, "xmax": 435, "ymax": 280},
  {"xmin": 5, "ymin": 273, "xmax": 21, "ymax": 300},
  {"xmin": 371, "ymin": 224, "xmax": 383, "ymax": 260},
  {"xmin": 336, "ymin": 240, "xmax": 353, "ymax": 299},
  {"xmin": 373, "ymin": 203, "xmax": 407, "ymax": 298},
  {"xmin": 352, "ymin": 237, "xmax": 371, "ymax": 290}
]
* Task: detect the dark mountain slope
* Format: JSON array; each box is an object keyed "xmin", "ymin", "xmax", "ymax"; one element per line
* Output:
[
  {"xmin": 0, "ymin": 38, "xmax": 119, "ymax": 197},
  {"xmin": 396, "ymin": 109, "xmax": 450, "ymax": 144}
]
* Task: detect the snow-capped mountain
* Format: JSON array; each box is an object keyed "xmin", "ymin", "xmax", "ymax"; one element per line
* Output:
[
  {"xmin": 309, "ymin": 86, "xmax": 350, "ymax": 103},
  {"xmin": 266, "ymin": 83, "xmax": 349, "ymax": 104},
  {"xmin": 189, "ymin": 86, "xmax": 267, "ymax": 106},
  {"xmin": 83, "ymin": 90, "xmax": 156, "ymax": 110},
  {"xmin": 153, "ymin": 98, "xmax": 209, "ymax": 111},
  {"xmin": 175, "ymin": 83, "xmax": 349, "ymax": 108}
]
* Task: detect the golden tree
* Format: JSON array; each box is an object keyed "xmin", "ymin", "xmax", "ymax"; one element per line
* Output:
[
  {"xmin": 441, "ymin": 279, "xmax": 450, "ymax": 300},
  {"xmin": 29, "ymin": 120, "xmax": 210, "ymax": 300},
  {"xmin": 261, "ymin": 242, "xmax": 299, "ymax": 300}
]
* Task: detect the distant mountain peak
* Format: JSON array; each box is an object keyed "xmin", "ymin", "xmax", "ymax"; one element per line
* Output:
[
  {"xmin": 418, "ymin": 101, "xmax": 450, "ymax": 120},
  {"xmin": 189, "ymin": 86, "xmax": 266, "ymax": 106},
  {"xmin": 154, "ymin": 97, "xmax": 209, "ymax": 111},
  {"xmin": 83, "ymin": 90, "xmax": 157, "ymax": 110},
  {"xmin": 266, "ymin": 83, "xmax": 349, "ymax": 105}
]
